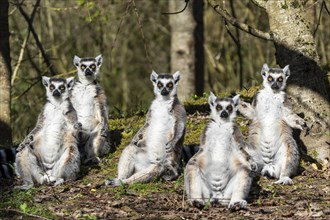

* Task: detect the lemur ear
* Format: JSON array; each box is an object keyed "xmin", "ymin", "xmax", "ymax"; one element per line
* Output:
[
  {"xmin": 208, "ymin": 92, "xmax": 217, "ymax": 107},
  {"xmin": 95, "ymin": 54, "xmax": 103, "ymax": 67},
  {"xmin": 261, "ymin": 63, "xmax": 269, "ymax": 77},
  {"xmin": 283, "ymin": 65, "xmax": 290, "ymax": 79},
  {"xmin": 73, "ymin": 55, "xmax": 81, "ymax": 67},
  {"xmin": 66, "ymin": 77, "xmax": 75, "ymax": 90},
  {"xmin": 173, "ymin": 71, "xmax": 181, "ymax": 84},
  {"xmin": 42, "ymin": 76, "xmax": 50, "ymax": 87},
  {"xmin": 150, "ymin": 70, "xmax": 158, "ymax": 83},
  {"xmin": 232, "ymin": 94, "xmax": 240, "ymax": 106}
]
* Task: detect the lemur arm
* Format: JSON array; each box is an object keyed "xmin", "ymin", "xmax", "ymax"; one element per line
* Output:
[
  {"xmin": 165, "ymin": 103, "xmax": 186, "ymax": 153},
  {"xmin": 95, "ymin": 87, "xmax": 109, "ymax": 137},
  {"xmin": 64, "ymin": 102, "xmax": 81, "ymax": 130},
  {"xmin": 238, "ymin": 101, "xmax": 255, "ymax": 120},
  {"xmin": 232, "ymin": 125, "xmax": 258, "ymax": 171},
  {"xmin": 131, "ymin": 109, "xmax": 152, "ymax": 146},
  {"xmin": 18, "ymin": 110, "xmax": 45, "ymax": 151},
  {"xmin": 238, "ymin": 93, "xmax": 259, "ymax": 120},
  {"xmin": 283, "ymin": 95, "xmax": 306, "ymax": 130}
]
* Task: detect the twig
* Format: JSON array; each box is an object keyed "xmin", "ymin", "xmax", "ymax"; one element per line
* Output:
[
  {"xmin": 12, "ymin": 78, "xmax": 41, "ymax": 101},
  {"xmin": 207, "ymin": 0, "xmax": 274, "ymax": 42},
  {"xmin": 110, "ymin": 0, "xmax": 132, "ymax": 73},
  {"xmin": 12, "ymin": 0, "xmax": 41, "ymax": 85},
  {"xmin": 313, "ymin": 1, "xmax": 324, "ymax": 36},
  {"xmin": 0, "ymin": 208, "xmax": 50, "ymax": 220},
  {"xmin": 162, "ymin": 0, "xmax": 189, "ymax": 15},
  {"xmin": 12, "ymin": 32, "xmax": 30, "ymax": 85},
  {"xmin": 132, "ymin": 0, "xmax": 153, "ymax": 68},
  {"xmin": 323, "ymin": 0, "xmax": 330, "ymax": 15},
  {"xmin": 15, "ymin": 0, "xmax": 56, "ymax": 75}
]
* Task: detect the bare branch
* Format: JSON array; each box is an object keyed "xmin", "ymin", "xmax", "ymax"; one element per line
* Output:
[
  {"xmin": 207, "ymin": 0, "xmax": 274, "ymax": 41},
  {"xmin": 323, "ymin": 0, "xmax": 330, "ymax": 15},
  {"xmin": 132, "ymin": 0, "xmax": 153, "ymax": 68},
  {"xmin": 163, "ymin": 0, "xmax": 189, "ymax": 15},
  {"xmin": 15, "ymin": 0, "xmax": 56, "ymax": 75},
  {"xmin": 12, "ymin": 0, "xmax": 40, "ymax": 85},
  {"xmin": 110, "ymin": 0, "xmax": 132, "ymax": 73}
]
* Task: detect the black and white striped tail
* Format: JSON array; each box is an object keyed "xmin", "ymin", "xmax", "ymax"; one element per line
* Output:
[
  {"xmin": 0, "ymin": 147, "xmax": 17, "ymax": 179},
  {"xmin": 181, "ymin": 144, "xmax": 200, "ymax": 164}
]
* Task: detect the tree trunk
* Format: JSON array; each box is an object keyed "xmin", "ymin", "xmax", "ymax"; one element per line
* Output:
[
  {"xmin": 0, "ymin": 0, "xmax": 12, "ymax": 146},
  {"xmin": 253, "ymin": 0, "xmax": 330, "ymax": 161},
  {"xmin": 169, "ymin": 0, "xmax": 196, "ymax": 101}
]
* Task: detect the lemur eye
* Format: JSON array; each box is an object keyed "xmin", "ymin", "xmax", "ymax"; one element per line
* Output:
[
  {"xmin": 278, "ymin": 77, "xmax": 283, "ymax": 82},
  {"xmin": 226, "ymin": 105, "xmax": 233, "ymax": 112},
  {"xmin": 167, "ymin": 82, "xmax": 173, "ymax": 88},
  {"xmin": 216, "ymin": 105, "xmax": 222, "ymax": 111},
  {"xmin": 90, "ymin": 64, "xmax": 96, "ymax": 69},
  {"xmin": 157, "ymin": 82, "xmax": 163, "ymax": 89},
  {"xmin": 49, "ymin": 84, "xmax": 55, "ymax": 90},
  {"xmin": 59, "ymin": 85, "xmax": 65, "ymax": 91},
  {"xmin": 81, "ymin": 65, "xmax": 86, "ymax": 70},
  {"xmin": 267, "ymin": 76, "xmax": 273, "ymax": 82}
]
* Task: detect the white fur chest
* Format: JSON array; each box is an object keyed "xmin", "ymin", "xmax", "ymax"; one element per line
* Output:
[
  {"xmin": 256, "ymin": 89, "xmax": 285, "ymax": 145},
  {"xmin": 205, "ymin": 123, "xmax": 233, "ymax": 165},
  {"xmin": 256, "ymin": 89, "xmax": 285, "ymax": 121},
  {"xmin": 40, "ymin": 103, "xmax": 66, "ymax": 168},
  {"xmin": 71, "ymin": 84, "xmax": 97, "ymax": 131},
  {"xmin": 204, "ymin": 122, "xmax": 234, "ymax": 186},
  {"xmin": 146, "ymin": 99, "xmax": 174, "ymax": 161}
]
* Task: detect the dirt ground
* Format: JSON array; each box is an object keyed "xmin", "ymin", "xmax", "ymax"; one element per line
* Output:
[{"xmin": 1, "ymin": 158, "xmax": 329, "ymax": 219}]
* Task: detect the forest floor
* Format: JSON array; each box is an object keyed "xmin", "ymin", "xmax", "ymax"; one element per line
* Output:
[{"xmin": 1, "ymin": 93, "xmax": 329, "ymax": 219}]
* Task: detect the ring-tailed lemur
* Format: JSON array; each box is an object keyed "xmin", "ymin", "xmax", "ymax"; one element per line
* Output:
[
  {"xmin": 71, "ymin": 55, "xmax": 110, "ymax": 164},
  {"xmin": 105, "ymin": 70, "xmax": 186, "ymax": 186},
  {"xmin": 185, "ymin": 93, "xmax": 257, "ymax": 210},
  {"xmin": 15, "ymin": 77, "xmax": 80, "ymax": 189},
  {"xmin": 0, "ymin": 147, "xmax": 17, "ymax": 179},
  {"xmin": 239, "ymin": 64, "xmax": 306, "ymax": 185}
]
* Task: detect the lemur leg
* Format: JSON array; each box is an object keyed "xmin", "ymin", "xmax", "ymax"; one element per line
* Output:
[
  {"xmin": 83, "ymin": 130, "xmax": 101, "ymax": 164},
  {"xmin": 274, "ymin": 139, "xmax": 299, "ymax": 185},
  {"xmin": 51, "ymin": 140, "xmax": 80, "ymax": 185},
  {"xmin": 121, "ymin": 162, "xmax": 163, "ymax": 185},
  {"xmin": 92, "ymin": 125, "xmax": 109, "ymax": 157},
  {"xmin": 16, "ymin": 148, "xmax": 46, "ymax": 187},
  {"xmin": 225, "ymin": 168, "xmax": 251, "ymax": 210},
  {"xmin": 117, "ymin": 144, "xmax": 138, "ymax": 180},
  {"xmin": 184, "ymin": 163, "xmax": 209, "ymax": 207}
]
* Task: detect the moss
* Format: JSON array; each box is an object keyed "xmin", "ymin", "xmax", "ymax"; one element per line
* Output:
[{"xmin": 0, "ymin": 187, "xmax": 56, "ymax": 219}]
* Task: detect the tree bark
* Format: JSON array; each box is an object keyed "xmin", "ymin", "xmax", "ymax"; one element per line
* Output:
[
  {"xmin": 0, "ymin": 0, "xmax": 12, "ymax": 146},
  {"xmin": 169, "ymin": 0, "xmax": 196, "ymax": 101},
  {"xmin": 253, "ymin": 0, "xmax": 330, "ymax": 162},
  {"xmin": 208, "ymin": 0, "xmax": 329, "ymax": 161}
]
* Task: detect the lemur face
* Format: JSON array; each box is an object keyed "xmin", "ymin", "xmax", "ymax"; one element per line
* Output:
[
  {"xmin": 208, "ymin": 92, "xmax": 240, "ymax": 123},
  {"xmin": 261, "ymin": 64, "xmax": 290, "ymax": 92},
  {"xmin": 150, "ymin": 70, "xmax": 181, "ymax": 98},
  {"xmin": 42, "ymin": 76, "xmax": 74, "ymax": 101},
  {"xmin": 73, "ymin": 55, "xmax": 103, "ymax": 81}
]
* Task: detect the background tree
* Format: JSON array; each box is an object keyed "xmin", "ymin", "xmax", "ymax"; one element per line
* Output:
[
  {"xmin": 208, "ymin": 0, "xmax": 329, "ymax": 161},
  {"xmin": 0, "ymin": 0, "xmax": 12, "ymax": 146},
  {"xmin": 169, "ymin": 0, "xmax": 196, "ymax": 101}
]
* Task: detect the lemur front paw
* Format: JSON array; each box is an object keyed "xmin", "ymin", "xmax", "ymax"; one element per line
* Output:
[
  {"xmin": 228, "ymin": 200, "xmax": 247, "ymax": 211},
  {"xmin": 100, "ymin": 128, "xmax": 108, "ymax": 137},
  {"xmin": 74, "ymin": 122, "xmax": 82, "ymax": 130},
  {"xmin": 250, "ymin": 161, "xmax": 258, "ymax": 172},
  {"xmin": 17, "ymin": 143, "xmax": 26, "ymax": 151},
  {"xmin": 165, "ymin": 142, "xmax": 173, "ymax": 153},
  {"xmin": 17, "ymin": 135, "xmax": 34, "ymax": 151},
  {"xmin": 295, "ymin": 117, "xmax": 307, "ymax": 130},
  {"xmin": 105, "ymin": 178, "xmax": 122, "ymax": 187}
]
